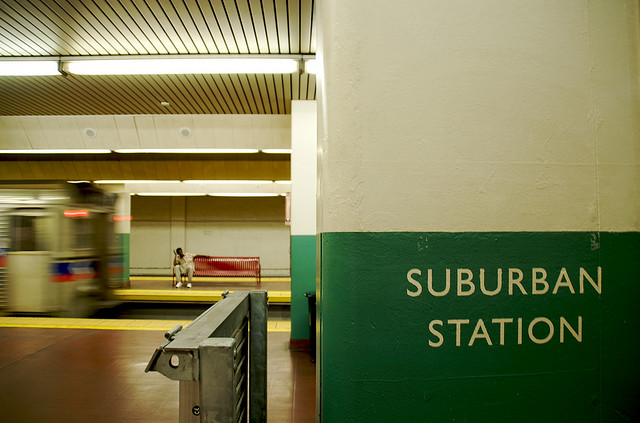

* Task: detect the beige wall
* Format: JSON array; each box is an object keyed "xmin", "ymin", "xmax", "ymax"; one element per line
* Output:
[
  {"xmin": 130, "ymin": 195, "xmax": 290, "ymax": 276},
  {"xmin": 0, "ymin": 114, "xmax": 291, "ymax": 150},
  {"xmin": 318, "ymin": 0, "xmax": 640, "ymax": 233}
]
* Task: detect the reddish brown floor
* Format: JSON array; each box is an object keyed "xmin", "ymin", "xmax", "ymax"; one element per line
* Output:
[{"xmin": 0, "ymin": 327, "xmax": 315, "ymax": 422}]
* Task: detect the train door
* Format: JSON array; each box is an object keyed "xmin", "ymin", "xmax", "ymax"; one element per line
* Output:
[{"xmin": 7, "ymin": 208, "xmax": 54, "ymax": 313}]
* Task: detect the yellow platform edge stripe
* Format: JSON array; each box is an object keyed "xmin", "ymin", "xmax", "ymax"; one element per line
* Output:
[
  {"xmin": 130, "ymin": 276, "xmax": 291, "ymax": 282},
  {"xmin": 0, "ymin": 317, "xmax": 291, "ymax": 332},
  {"xmin": 113, "ymin": 289, "xmax": 291, "ymax": 304}
]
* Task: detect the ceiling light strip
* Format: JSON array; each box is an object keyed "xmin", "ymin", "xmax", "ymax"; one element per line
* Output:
[
  {"xmin": 94, "ymin": 180, "xmax": 181, "ymax": 184},
  {"xmin": 261, "ymin": 149, "xmax": 292, "ymax": 154},
  {"xmin": 183, "ymin": 180, "xmax": 273, "ymax": 184},
  {"xmin": 208, "ymin": 193, "xmax": 281, "ymax": 197},
  {"xmin": 0, "ymin": 55, "xmax": 315, "ymax": 76},
  {"xmin": 0, "ymin": 60, "xmax": 61, "ymax": 76},
  {"xmin": 135, "ymin": 192, "xmax": 207, "ymax": 196},
  {"xmin": 113, "ymin": 148, "xmax": 260, "ymax": 154},
  {"xmin": 0, "ymin": 149, "xmax": 111, "ymax": 154},
  {"xmin": 64, "ymin": 57, "xmax": 300, "ymax": 75}
]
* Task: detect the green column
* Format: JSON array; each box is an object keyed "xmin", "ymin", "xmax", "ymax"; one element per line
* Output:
[{"xmin": 291, "ymin": 235, "xmax": 317, "ymax": 340}]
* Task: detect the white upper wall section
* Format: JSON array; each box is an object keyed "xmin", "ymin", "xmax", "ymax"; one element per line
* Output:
[
  {"xmin": 291, "ymin": 101, "xmax": 318, "ymax": 236},
  {"xmin": 318, "ymin": 0, "xmax": 640, "ymax": 232},
  {"xmin": 0, "ymin": 114, "xmax": 291, "ymax": 150}
]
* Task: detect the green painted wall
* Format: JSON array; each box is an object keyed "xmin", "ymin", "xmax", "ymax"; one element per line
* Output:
[
  {"xmin": 291, "ymin": 235, "xmax": 317, "ymax": 340},
  {"xmin": 117, "ymin": 233, "xmax": 130, "ymax": 283},
  {"xmin": 320, "ymin": 231, "xmax": 639, "ymax": 421}
]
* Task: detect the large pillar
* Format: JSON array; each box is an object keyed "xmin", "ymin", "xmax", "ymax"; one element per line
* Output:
[
  {"xmin": 290, "ymin": 100, "xmax": 318, "ymax": 342},
  {"xmin": 113, "ymin": 189, "xmax": 131, "ymax": 284},
  {"xmin": 317, "ymin": 1, "xmax": 640, "ymax": 421}
]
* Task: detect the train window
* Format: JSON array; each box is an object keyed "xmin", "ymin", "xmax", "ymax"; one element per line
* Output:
[
  {"xmin": 10, "ymin": 214, "xmax": 50, "ymax": 252},
  {"xmin": 70, "ymin": 216, "xmax": 94, "ymax": 250}
]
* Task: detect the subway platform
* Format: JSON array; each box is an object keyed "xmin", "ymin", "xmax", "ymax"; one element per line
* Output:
[
  {"xmin": 118, "ymin": 276, "xmax": 292, "ymax": 305},
  {"xmin": 0, "ymin": 280, "xmax": 315, "ymax": 423}
]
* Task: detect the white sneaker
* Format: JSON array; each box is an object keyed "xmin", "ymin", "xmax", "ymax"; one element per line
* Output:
[
  {"xmin": 175, "ymin": 282, "xmax": 182, "ymax": 288},
  {"xmin": 187, "ymin": 283, "xmax": 192, "ymax": 288}
]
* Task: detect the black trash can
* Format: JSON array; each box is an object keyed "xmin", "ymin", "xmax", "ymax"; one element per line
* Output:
[{"xmin": 304, "ymin": 292, "xmax": 316, "ymax": 363}]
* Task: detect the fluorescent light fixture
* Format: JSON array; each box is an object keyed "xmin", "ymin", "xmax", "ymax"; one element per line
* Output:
[
  {"xmin": 183, "ymin": 180, "xmax": 272, "ymax": 184},
  {"xmin": 0, "ymin": 149, "xmax": 111, "ymax": 154},
  {"xmin": 65, "ymin": 57, "xmax": 299, "ymax": 75},
  {"xmin": 113, "ymin": 148, "xmax": 259, "ymax": 154},
  {"xmin": 208, "ymin": 193, "xmax": 281, "ymax": 197},
  {"xmin": 0, "ymin": 60, "xmax": 61, "ymax": 76},
  {"xmin": 261, "ymin": 149, "xmax": 292, "ymax": 154},
  {"xmin": 135, "ymin": 192, "xmax": 207, "ymax": 196},
  {"xmin": 274, "ymin": 180, "xmax": 292, "ymax": 184},
  {"xmin": 304, "ymin": 59, "xmax": 317, "ymax": 74},
  {"xmin": 94, "ymin": 180, "xmax": 181, "ymax": 184}
]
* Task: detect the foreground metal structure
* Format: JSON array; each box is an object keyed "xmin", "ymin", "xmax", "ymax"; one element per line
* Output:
[{"xmin": 146, "ymin": 290, "xmax": 267, "ymax": 423}]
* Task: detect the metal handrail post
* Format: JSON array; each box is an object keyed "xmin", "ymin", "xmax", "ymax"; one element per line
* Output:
[
  {"xmin": 249, "ymin": 291, "xmax": 267, "ymax": 423},
  {"xmin": 145, "ymin": 290, "xmax": 268, "ymax": 423}
]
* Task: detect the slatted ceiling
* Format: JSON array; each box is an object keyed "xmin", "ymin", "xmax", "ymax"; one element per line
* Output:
[
  {"xmin": 246, "ymin": 0, "xmax": 266, "ymax": 53},
  {"xmin": 284, "ymin": 73, "xmax": 293, "ymax": 113},
  {"xmin": 202, "ymin": 74, "xmax": 229, "ymax": 113},
  {"xmin": 0, "ymin": 0, "xmax": 315, "ymax": 115},
  {"xmin": 47, "ymin": 2, "xmax": 106, "ymax": 55},
  {"xmin": 308, "ymin": 73, "xmax": 316, "ymax": 100},
  {"xmin": 267, "ymin": 74, "xmax": 280, "ymax": 114},
  {"xmin": 202, "ymin": 1, "xmax": 232, "ymax": 53},
  {"xmin": 276, "ymin": 0, "xmax": 290, "ymax": 53},
  {"xmin": 242, "ymin": 74, "xmax": 263, "ymax": 114},
  {"xmin": 176, "ymin": 77, "xmax": 206, "ymax": 114},
  {"xmin": 102, "ymin": 2, "xmax": 155, "ymax": 54},
  {"xmin": 253, "ymin": 74, "xmax": 269, "ymax": 113},
  {"xmin": 163, "ymin": 1, "xmax": 200, "ymax": 54},
  {"xmin": 186, "ymin": 74, "xmax": 214, "ymax": 113},
  {"xmin": 0, "ymin": 4, "xmax": 45, "ymax": 55},
  {"xmin": 288, "ymin": 0, "xmax": 300, "ymax": 54},
  {"xmin": 39, "ymin": 2, "xmax": 104, "ymax": 56},
  {"xmin": 225, "ymin": 74, "xmax": 249, "ymax": 113},
  {"xmin": 170, "ymin": 2, "xmax": 205, "ymax": 54},
  {"xmin": 181, "ymin": 2, "xmax": 212, "ymax": 53},
  {"xmin": 0, "ymin": 3, "xmax": 41, "ymax": 55},
  {"xmin": 119, "ymin": 0, "xmax": 161, "ymax": 54},
  {"xmin": 0, "ymin": 0, "xmax": 316, "ymax": 56},
  {"xmin": 235, "ymin": 1, "xmax": 256, "ymax": 53},
  {"xmin": 249, "ymin": 74, "xmax": 267, "ymax": 114},
  {"xmin": 228, "ymin": 74, "xmax": 249, "ymax": 114},
  {"xmin": 217, "ymin": 1, "xmax": 244, "ymax": 54},
  {"xmin": 300, "ymin": 0, "xmax": 313, "ymax": 54}
]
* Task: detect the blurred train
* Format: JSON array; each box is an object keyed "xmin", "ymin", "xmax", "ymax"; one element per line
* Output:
[{"xmin": 0, "ymin": 182, "xmax": 126, "ymax": 317}]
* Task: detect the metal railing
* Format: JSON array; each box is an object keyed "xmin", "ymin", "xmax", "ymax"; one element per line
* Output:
[{"xmin": 146, "ymin": 290, "xmax": 267, "ymax": 422}]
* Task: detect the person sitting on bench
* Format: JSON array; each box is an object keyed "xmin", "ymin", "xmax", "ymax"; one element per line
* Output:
[{"xmin": 173, "ymin": 247, "xmax": 194, "ymax": 288}]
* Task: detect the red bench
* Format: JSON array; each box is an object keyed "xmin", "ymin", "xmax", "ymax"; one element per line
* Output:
[{"xmin": 192, "ymin": 256, "xmax": 261, "ymax": 286}]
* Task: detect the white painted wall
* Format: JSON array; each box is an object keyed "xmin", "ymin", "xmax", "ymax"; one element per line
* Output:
[
  {"xmin": 318, "ymin": 0, "xmax": 640, "ymax": 233},
  {"xmin": 291, "ymin": 101, "xmax": 318, "ymax": 236}
]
